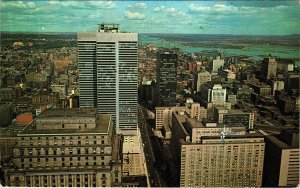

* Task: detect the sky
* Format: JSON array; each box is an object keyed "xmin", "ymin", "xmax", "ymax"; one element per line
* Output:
[{"xmin": 1, "ymin": 0, "xmax": 300, "ymax": 35}]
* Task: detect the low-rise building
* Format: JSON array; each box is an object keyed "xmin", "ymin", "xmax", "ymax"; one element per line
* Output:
[{"xmin": 2, "ymin": 108, "xmax": 122, "ymax": 187}]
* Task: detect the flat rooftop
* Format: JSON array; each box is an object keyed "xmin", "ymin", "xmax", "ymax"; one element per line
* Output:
[
  {"xmin": 20, "ymin": 114, "xmax": 112, "ymax": 136},
  {"xmin": 37, "ymin": 108, "xmax": 97, "ymax": 119}
]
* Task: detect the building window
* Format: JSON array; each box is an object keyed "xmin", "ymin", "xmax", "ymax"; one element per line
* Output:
[{"xmin": 62, "ymin": 124, "xmax": 64, "ymax": 128}]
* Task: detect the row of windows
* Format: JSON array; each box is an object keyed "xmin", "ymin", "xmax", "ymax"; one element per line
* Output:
[
  {"xmin": 20, "ymin": 135, "xmax": 106, "ymax": 141},
  {"xmin": 18, "ymin": 147, "xmax": 108, "ymax": 156}
]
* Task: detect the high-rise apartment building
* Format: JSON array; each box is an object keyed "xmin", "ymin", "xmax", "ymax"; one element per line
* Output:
[
  {"xmin": 156, "ymin": 50, "xmax": 178, "ymax": 106},
  {"xmin": 77, "ymin": 24, "xmax": 138, "ymax": 135},
  {"xmin": 261, "ymin": 56, "xmax": 277, "ymax": 81},
  {"xmin": 2, "ymin": 108, "xmax": 122, "ymax": 187},
  {"xmin": 171, "ymin": 110, "xmax": 265, "ymax": 187}
]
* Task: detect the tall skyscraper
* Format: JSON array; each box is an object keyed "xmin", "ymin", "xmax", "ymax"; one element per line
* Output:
[
  {"xmin": 78, "ymin": 24, "xmax": 138, "ymax": 135},
  {"xmin": 196, "ymin": 71, "xmax": 211, "ymax": 92},
  {"xmin": 261, "ymin": 56, "xmax": 277, "ymax": 81},
  {"xmin": 211, "ymin": 55, "xmax": 224, "ymax": 73},
  {"xmin": 156, "ymin": 50, "xmax": 178, "ymax": 106}
]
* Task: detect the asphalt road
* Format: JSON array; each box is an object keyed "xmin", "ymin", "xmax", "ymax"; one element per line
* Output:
[{"xmin": 138, "ymin": 105, "xmax": 162, "ymax": 187}]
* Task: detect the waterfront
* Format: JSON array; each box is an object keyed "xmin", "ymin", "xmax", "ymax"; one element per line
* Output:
[{"xmin": 139, "ymin": 33, "xmax": 300, "ymax": 65}]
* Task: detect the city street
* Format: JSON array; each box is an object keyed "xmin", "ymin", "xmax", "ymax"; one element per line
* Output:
[{"xmin": 138, "ymin": 105, "xmax": 162, "ymax": 187}]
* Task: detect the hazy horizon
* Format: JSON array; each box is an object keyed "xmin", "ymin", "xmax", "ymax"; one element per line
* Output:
[{"xmin": 1, "ymin": 31, "xmax": 300, "ymax": 37}]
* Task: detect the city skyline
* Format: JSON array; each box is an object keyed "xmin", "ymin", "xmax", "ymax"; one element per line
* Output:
[{"xmin": 1, "ymin": 0, "xmax": 300, "ymax": 35}]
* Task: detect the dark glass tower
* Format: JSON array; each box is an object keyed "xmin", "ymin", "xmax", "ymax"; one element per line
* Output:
[{"xmin": 156, "ymin": 51, "xmax": 178, "ymax": 106}]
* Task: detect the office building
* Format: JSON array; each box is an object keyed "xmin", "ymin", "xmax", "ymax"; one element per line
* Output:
[
  {"xmin": 284, "ymin": 73, "xmax": 300, "ymax": 95},
  {"xmin": 211, "ymin": 56, "xmax": 224, "ymax": 72},
  {"xmin": 78, "ymin": 23, "xmax": 138, "ymax": 135},
  {"xmin": 0, "ymin": 134, "xmax": 17, "ymax": 164},
  {"xmin": 122, "ymin": 135, "xmax": 146, "ymax": 176},
  {"xmin": 190, "ymin": 102, "xmax": 207, "ymax": 122},
  {"xmin": 214, "ymin": 106, "xmax": 254, "ymax": 130},
  {"xmin": 248, "ymin": 83, "xmax": 272, "ymax": 96},
  {"xmin": 0, "ymin": 103, "xmax": 13, "ymax": 127},
  {"xmin": 271, "ymin": 80, "xmax": 285, "ymax": 96},
  {"xmin": 156, "ymin": 50, "xmax": 178, "ymax": 106},
  {"xmin": 196, "ymin": 71, "xmax": 211, "ymax": 92},
  {"xmin": 155, "ymin": 107, "xmax": 172, "ymax": 130},
  {"xmin": 261, "ymin": 56, "xmax": 277, "ymax": 81},
  {"xmin": 263, "ymin": 128, "xmax": 299, "ymax": 187},
  {"xmin": 155, "ymin": 104, "xmax": 207, "ymax": 130},
  {"xmin": 200, "ymin": 82, "xmax": 227, "ymax": 104},
  {"xmin": 3, "ymin": 108, "xmax": 122, "ymax": 187},
  {"xmin": 171, "ymin": 110, "xmax": 265, "ymax": 187},
  {"xmin": 219, "ymin": 69, "xmax": 236, "ymax": 82}
]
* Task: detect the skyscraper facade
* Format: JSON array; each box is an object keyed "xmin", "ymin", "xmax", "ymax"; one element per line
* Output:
[
  {"xmin": 261, "ymin": 56, "xmax": 277, "ymax": 81},
  {"xmin": 78, "ymin": 24, "xmax": 138, "ymax": 135},
  {"xmin": 156, "ymin": 50, "xmax": 178, "ymax": 106},
  {"xmin": 196, "ymin": 71, "xmax": 211, "ymax": 92}
]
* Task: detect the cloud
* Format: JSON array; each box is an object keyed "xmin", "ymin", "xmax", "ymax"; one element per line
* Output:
[
  {"xmin": 88, "ymin": 13, "xmax": 103, "ymax": 20},
  {"xmin": 188, "ymin": 3, "xmax": 239, "ymax": 14},
  {"xmin": 124, "ymin": 11, "xmax": 145, "ymax": 20},
  {"xmin": 153, "ymin": 6, "xmax": 178, "ymax": 13},
  {"xmin": 89, "ymin": 1, "xmax": 116, "ymax": 9},
  {"xmin": 127, "ymin": 3, "xmax": 147, "ymax": 10},
  {"xmin": 188, "ymin": 3, "xmax": 292, "ymax": 15},
  {"xmin": 153, "ymin": 6, "xmax": 188, "ymax": 19},
  {"xmin": 47, "ymin": 0, "xmax": 60, "ymax": 5},
  {"xmin": 188, "ymin": 4, "xmax": 211, "ymax": 12},
  {"xmin": 26, "ymin": 2, "xmax": 36, "ymax": 9}
]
